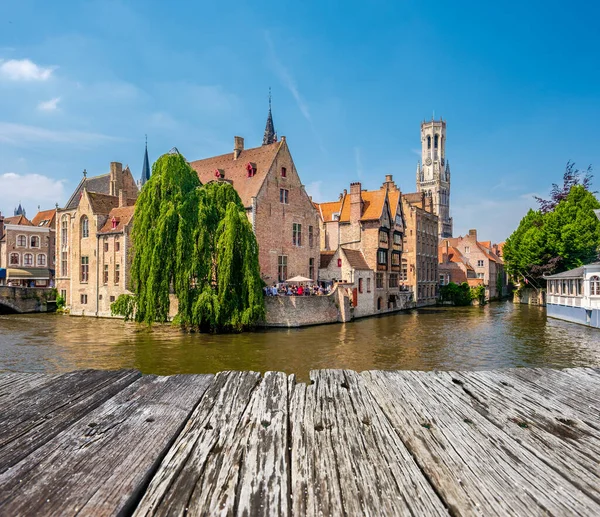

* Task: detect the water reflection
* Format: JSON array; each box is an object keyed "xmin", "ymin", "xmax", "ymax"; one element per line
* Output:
[{"xmin": 1, "ymin": 301, "xmax": 599, "ymax": 382}]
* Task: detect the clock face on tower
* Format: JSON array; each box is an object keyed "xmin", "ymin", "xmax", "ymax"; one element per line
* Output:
[{"xmin": 425, "ymin": 157, "xmax": 432, "ymax": 166}]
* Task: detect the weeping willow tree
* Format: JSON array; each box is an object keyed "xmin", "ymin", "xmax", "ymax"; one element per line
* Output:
[{"xmin": 112, "ymin": 151, "xmax": 265, "ymax": 332}]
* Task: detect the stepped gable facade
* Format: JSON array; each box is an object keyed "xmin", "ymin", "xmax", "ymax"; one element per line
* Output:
[
  {"xmin": 56, "ymin": 162, "xmax": 138, "ymax": 315},
  {"xmin": 189, "ymin": 135, "xmax": 320, "ymax": 284}
]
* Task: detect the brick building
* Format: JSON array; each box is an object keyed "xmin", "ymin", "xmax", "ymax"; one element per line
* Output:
[
  {"xmin": 0, "ymin": 208, "xmax": 56, "ymax": 287},
  {"xmin": 438, "ymin": 229, "xmax": 506, "ymax": 300},
  {"xmin": 401, "ymin": 192, "xmax": 439, "ymax": 306},
  {"xmin": 56, "ymin": 162, "xmax": 138, "ymax": 315},
  {"xmin": 189, "ymin": 109, "xmax": 320, "ymax": 285},
  {"xmin": 317, "ymin": 175, "xmax": 410, "ymax": 316}
]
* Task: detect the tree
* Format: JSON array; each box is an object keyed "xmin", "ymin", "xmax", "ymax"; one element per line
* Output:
[
  {"xmin": 534, "ymin": 161, "xmax": 593, "ymax": 214},
  {"xmin": 112, "ymin": 151, "xmax": 265, "ymax": 332}
]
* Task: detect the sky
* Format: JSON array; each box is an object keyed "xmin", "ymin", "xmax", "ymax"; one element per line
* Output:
[{"xmin": 1, "ymin": 0, "xmax": 599, "ymax": 243}]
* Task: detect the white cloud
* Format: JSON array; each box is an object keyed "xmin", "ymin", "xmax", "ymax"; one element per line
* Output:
[
  {"xmin": 306, "ymin": 181, "xmax": 324, "ymax": 203},
  {"xmin": 0, "ymin": 173, "xmax": 67, "ymax": 214},
  {"xmin": 0, "ymin": 59, "xmax": 55, "ymax": 81},
  {"xmin": 38, "ymin": 97, "xmax": 61, "ymax": 112},
  {"xmin": 0, "ymin": 122, "xmax": 120, "ymax": 146}
]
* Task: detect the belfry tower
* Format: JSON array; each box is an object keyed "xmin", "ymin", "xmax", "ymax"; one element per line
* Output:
[{"xmin": 416, "ymin": 117, "xmax": 452, "ymax": 238}]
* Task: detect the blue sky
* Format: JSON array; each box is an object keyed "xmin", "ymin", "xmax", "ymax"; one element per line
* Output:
[{"xmin": 1, "ymin": 0, "xmax": 599, "ymax": 242}]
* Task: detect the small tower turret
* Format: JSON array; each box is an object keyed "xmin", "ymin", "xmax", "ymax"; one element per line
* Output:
[
  {"xmin": 139, "ymin": 135, "xmax": 151, "ymax": 187},
  {"xmin": 262, "ymin": 88, "xmax": 277, "ymax": 146}
]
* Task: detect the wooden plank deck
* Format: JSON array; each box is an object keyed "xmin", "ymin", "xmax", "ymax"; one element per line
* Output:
[{"xmin": 0, "ymin": 368, "xmax": 598, "ymax": 516}]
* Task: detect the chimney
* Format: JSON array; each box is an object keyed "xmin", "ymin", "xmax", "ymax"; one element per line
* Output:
[
  {"xmin": 350, "ymin": 182, "xmax": 362, "ymax": 224},
  {"xmin": 118, "ymin": 189, "xmax": 126, "ymax": 207},
  {"xmin": 468, "ymin": 229, "xmax": 477, "ymax": 240},
  {"xmin": 109, "ymin": 162, "xmax": 123, "ymax": 196},
  {"xmin": 0, "ymin": 212, "xmax": 4, "ymax": 241},
  {"xmin": 233, "ymin": 136, "xmax": 244, "ymax": 160}
]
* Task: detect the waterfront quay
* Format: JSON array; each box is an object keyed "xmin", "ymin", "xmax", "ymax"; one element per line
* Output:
[{"xmin": 1, "ymin": 367, "xmax": 599, "ymax": 515}]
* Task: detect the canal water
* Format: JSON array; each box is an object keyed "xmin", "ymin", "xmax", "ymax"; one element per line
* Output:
[{"xmin": 0, "ymin": 301, "xmax": 599, "ymax": 381}]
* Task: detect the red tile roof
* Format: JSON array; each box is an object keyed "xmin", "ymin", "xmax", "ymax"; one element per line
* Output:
[
  {"xmin": 189, "ymin": 141, "xmax": 282, "ymax": 208},
  {"xmin": 337, "ymin": 189, "xmax": 387, "ymax": 222},
  {"xmin": 315, "ymin": 200, "xmax": 342, "ymax": 222},
  {"xmin": 31, "ymin": 209, "xmax": 56, "ymax": 228},
  {"xmin": 99, "ymin": 206, "xmax": 135, "ymax": 234},
  {"xmin": 342, "ymin": 248, "xmax": 370, "ymax": 270},
  {"xmin": 3, "ymin": 215, "xmax": 33, "ymax": 226}
]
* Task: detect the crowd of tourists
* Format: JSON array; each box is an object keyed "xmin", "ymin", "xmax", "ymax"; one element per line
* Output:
[{"xmin": 263, "ymin": 283, "xmax": 332, "ymax": 296}]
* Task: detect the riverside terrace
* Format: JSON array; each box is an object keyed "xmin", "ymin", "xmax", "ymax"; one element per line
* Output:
[{"xmin": 0, "ymin": 368, "xmax": 599, "ymax": 515}]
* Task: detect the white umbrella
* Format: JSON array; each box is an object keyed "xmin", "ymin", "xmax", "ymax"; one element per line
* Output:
[{"xmin": 286, "ymin": 275, "xmax": 313, "ymax": 283}]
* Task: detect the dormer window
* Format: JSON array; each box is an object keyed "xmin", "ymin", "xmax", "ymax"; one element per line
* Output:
[
  {"xmin": 281, "ymin": 167, "xmax": 287, "ymax": 178},
  {"xmin": 111, "ymin": 217, "xmax": 117, "ymax": 229},
  {"xmin": 214, "ymin": 169, "xmax": 225, "ymax": 179},
  {"xmin": 246, "ymin": 162, "xmax": 257, "ymax": 178}
]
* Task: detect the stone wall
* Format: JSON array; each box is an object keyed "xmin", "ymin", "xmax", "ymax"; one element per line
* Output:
[
  {"xmin": 264, "ymin": 287, "xmax": 351, "ymax": 327},
  {"xmin": 0, "ymin": 286, "xmax": 55, "ymax": 313},
  {"xmin": 515, "ymin": 287, "xmax": 546, "ymax": 306}
]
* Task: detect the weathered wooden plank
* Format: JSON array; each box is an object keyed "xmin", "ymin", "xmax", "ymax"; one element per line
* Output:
[
  {"xmin": 435, "ymin": 370, "xmax": 600, "ymax": 504},
  {"xmin": 290, "ymin": 370, "xmax": 448, "ymax": 517},
  {"xmin": 362, "ymin": 370, "xmax": 600, "ymax": 516},
  {"xmin": 0, "ymin": 374, "xmax": 213, "ymax": 516},
  {"xmin": 135, "ymin": 371, "xmax": 290, "ymax": 516},
  {"xmin": 0, "ymin": 372, "xmax": 57, "ymax": 404},
  {"xmin": 0, "ymin": 369, "xmax": 141, "ymax": 473}
]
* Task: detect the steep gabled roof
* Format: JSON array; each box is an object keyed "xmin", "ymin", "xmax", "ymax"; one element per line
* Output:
[
  {"xmin": 388, "ymin": 191, "xmax": 401, "ymax": 218},
  {"xmin": 477, "ymin": 242, "xmax": 501, "ymax": 263},
  {"xmin": 65, "ymin": 173, "xmax": 111, "ymax": 210},
  {"xmin": 342, "ymin": 248, "xmax": 371, "ymax": 270},
  {"xmin": 189, "ymin": 141, "xmax": 282, "ymax": 208},
  {"xmin": 98, "ymin": 206, "xmax": 135, "ymax": 234},
  {"xmin": 320, "ymin": 251, "xmax": 335, "ymax": 269},
  {"xmin": 4, "ymin": 215, "xmax": 33, "ymax": 226},
  {"xmin": 87, "ymin": 192, "xmax": 119, "ymax": 215},
  {"xmin": 337, "ymin": 189, "xmax": 387, "ymax": 223},
  {"xmin": 32, "ymin": 209, "xmax": 56, "ymax": 228},
  {"xmin": 316, "ymin": 200, "xmax": 343, "ymax": 222}
]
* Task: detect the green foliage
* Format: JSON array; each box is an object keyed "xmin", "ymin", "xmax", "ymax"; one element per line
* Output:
[
  {"xmin": 110, "ymin": 152, "xmax": 265, "ymax": 332},
  {"xmin": 439, "ymin": 282, "xmax": 473, "ymax": 306},
  {"xmin": 471, "ymin": 285, "xmax": 486, "ymax": 305},
  {"xmin": 55, "ymin": 294, "xmax": 65, "ymax": 310},
  {"xmin": 111, "ymin": 294, "xmax": 137, "ymax": 321},
  {"xmin": 504, "ymin": 184, "xmax": 600, "ymax": 284}
]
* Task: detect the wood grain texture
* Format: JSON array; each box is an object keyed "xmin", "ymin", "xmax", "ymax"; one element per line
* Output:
[
  {"xmin": 361, "ymin": 369, "xmax": 600, "ymax": 516},
  {"xmin": 0, "ymin": 372, "xmax": 57, "ymax": 404},
  {"xmin": 0, "ymin": 373, "xmax": 213, "ymax": 516},
  {"xmin": 289, "ymin": 369, "xmax": 448, "ymax": 517},
  {"xmin": 0, "ymin": 369, "xmax": 141, "ymax": 473}
]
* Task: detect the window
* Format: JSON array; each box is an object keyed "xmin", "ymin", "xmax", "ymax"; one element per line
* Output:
[
  {"xmin": 115, "ymin": 264, "xmax": 121, "ymax": 284},
  {"xmin": 309, "ymin": 258, "xmax": 314, "ymax": 280},
  {"xmin": 246, "ymin": 162, "xmax": 257, "ymax": 177},
  {"xmin": 278, "ymin": 255, "xmax": 288, "ymax": 282},
  {"xmin": 393, "ymin": 233, "xmax": 402, "ymax": 249},
  {"xmin": 103, "ymin": 264, "xmax": 109, "ymax": 285},
  {"xmin": 391, "ymin": 252, "xmax": 400, "ymax": 266},
  {"xmin": 110, "ymin": 296, "xmax": 115, "ymax": 302},
  {"xmin": 434, "ymin": 134, "xmax": 439, "ymax": 149},
  {"xmin": 116, "ymin": 240, "xmax": 120, "ymax": 252},
  {"xmin": 61, "ymin": 251, "xmax": 68, "ymax": 277},
  {"xmin": 280, "ymin": 188, "xmax": 289, "ymax": 204},
  {"xmin": 477, "ymin": 260, "xmax": 484, "ymax": 267},
  {"xmin": 359, "ymin": 278, "xmax": 363, "ymax": 293},
  {"xmin": 377, "ymin": 297, "xmax": 382, "ymax": 310},
  {"xmin": 80, "ymin": 294, "xmax": 88, "ymax": 304},
  {"xmin": 61, "ymin": 216, "xmax": 68, "ymax": 246},
  {"xmin": 578, "ymin": 279, "xmax": 583, "ymax": 296},
  {"xmin": 281, "ymin": 166, "xmax": 287, "ymax": 178},
  {"xmin": 292, "ymin": 223, "xmax": 302, "ymax": 246},
  {"xmin": 477, "ymin": 273, "xmax": 484, "ymax": 279},
  {"xmin": 24, "ymin": 253, "xmax": 33, "ymax": 266},
  {"xmin": 427, "ymin": 135, "xmax": 431, "ymax": 149},
  {"xmin": 440, "ymin": 274, "xmax": 446, "ymax": 286},
  {"xmin": 379, "ymin": 230, "xmax": 389, "ymax": 245},
  {"xmin": 30, "ymin": 236, "xmax": 40, "ymax": 248},
  {"xmin": 81, "ymin": 216, "xmax": 89, "ymax": 238},
  {"xmin": 104, "ymin": 241, "xmax": 109, "ymax": 252},
  {"xmin": 60, "ymin": 289, "xmax": 66, "ymax": 303},
  {"xmin": 591, "ymin": 275, "xmax": 600, "ymax": 296},
  {"xmin": 464, "ymin": 246, "xmax": 470, "ymax": 254},
  {"xmin": 37, "ymin": 254, "xmax": 46, "ymax": 266},
  {"xmin": 389, "ymin": 273, "xmax": 398, "ymax": 288},
  {"xmin": 337, "ymin": 258, "xmax": 342, "ymax": 268},
  {"xmin": 376, "ymin": 273, "xmax": 384, "ymax": 289},
  {"xmin": 17, "ymin": 235, "xmax": 26, "ymax": 247},
  {"xmin": 367, "ymin": 278, "xmax": 371, "ymax": 292},
  {"xmin": 377, "ymin": 249, "xmax": 387, "ymax": 265},
  {"xmin": 81, "ymin": 256, "xmax": 89, "ymax": 283},
  {"xmin": 308, "ymin": 226, "xmax": 314, "ymax": 247},
  {"xmin": 9, "ymin": 253, "xmax": 19, "ymax": 265}
]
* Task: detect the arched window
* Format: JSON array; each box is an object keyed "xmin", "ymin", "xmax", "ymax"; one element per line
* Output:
[
  {"xmin": 30, "ymin": 235, "xmax": 40, "ymax": 248},
  {"xmin": 17, "ymin": 235, "xmax": 27, "ymax": 247},
  {"xmin": 434, "ymin": 134, "xmax": 439, "ymax": 149},
  {"xmin": 81, "ymin": 216, "xmax": 89, "ymax": 238},
  {"xmin": 61, "ymin": 216, "xmax": 68, "ymax": 246},
  {"xmin": 37, "ymin": 254, "xmax": 46, "ymax": 266},
  {"xmin": 24, "ymin": 253, "xmax": 33, "ymax": 266},
  {"xmin": 591, "ymin": 275, "xmax": 600, "ymax": 296},
  {"xmin": 427, "ymin": 135, "xmax": 431, "ymax": 149},
  {"xmin": 10, "ymin": 253, "xmax": 19, "ymax": 265}
]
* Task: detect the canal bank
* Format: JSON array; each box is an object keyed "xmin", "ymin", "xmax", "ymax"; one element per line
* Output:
[{"xmin": 1, "ymin": 302, "xmax": 600, "ymax": 381}]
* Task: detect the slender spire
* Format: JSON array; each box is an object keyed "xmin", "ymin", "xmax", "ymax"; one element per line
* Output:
[
  {"xmin": 140, "ymin": 135, "xmax": 150, "ymax": 186},
  {"xmin": 262, "ymin": 88, "xmax": 276, "ymax": 145}
]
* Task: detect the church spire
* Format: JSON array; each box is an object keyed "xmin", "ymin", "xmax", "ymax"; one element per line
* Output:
[
  {"xmin": 262, "ymin": 88, "xmax": 276, "ymax": 145},
  {"xmin": 140, "ymin": 135, "xmax": 150, "ymax": 187}
]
